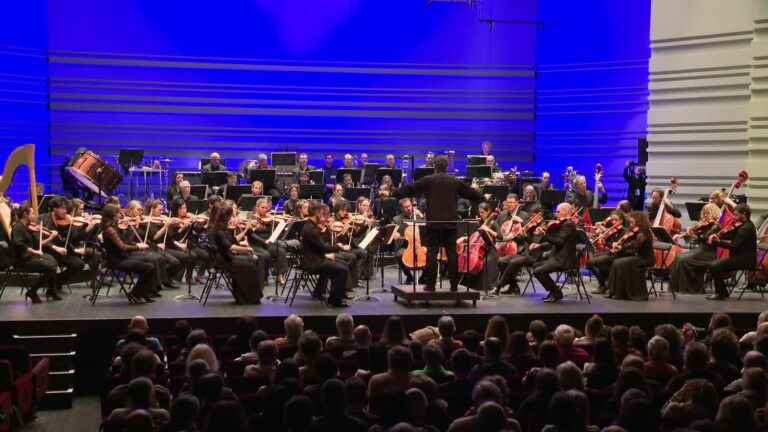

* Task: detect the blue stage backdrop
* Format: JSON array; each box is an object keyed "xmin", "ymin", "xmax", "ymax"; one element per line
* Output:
[
  {"xmin": 46, "ymin": 0, "xmax": 537, "ymax": 183},
  {"xmin": 535, "ymin": 0, "xmax": 651, "ymax": 202},
  {"xmin": 0, "ymin": 1, "xmax": 50, "ymax": 203}
]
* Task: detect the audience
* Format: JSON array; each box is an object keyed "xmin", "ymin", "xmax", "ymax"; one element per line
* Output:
[{"xmin": 98, "ymin": 311, "xmax": 768, "ymax": 432}]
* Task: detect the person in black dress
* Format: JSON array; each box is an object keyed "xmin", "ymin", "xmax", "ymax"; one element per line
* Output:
[
  {"xmin": 459, "ymin": 202, "xmax": 499, "ymax": 292},
  {"xmin": 41, "ymin": 196, "xmax": 86, "ymax": 292},
  {"xmin": 528, "ymin": 202, "xmax": 579, "ymax": 303},
  {"xmin": 394, "ymin": 156, "xmax": 483, "ymax": 292},
  {"xmin": 669, "ymin": 203, "xmax": 722, "ymax": 294},
  {"xmin": 207, "ymin": 203, "xmax": 265, "ymax": 304},
  {"xmin": 124, "ymin": 200, "xmax": 177, "ymax": 291},
  {"xmin": 606, "ymin": 211, "xmax": 655, "ymax": 300},
  {"xmin": 586, "ymin": 211, "xmax": 627, "ymax": 294},
  {"xmin": 706, "ymin": 203, "xmax": 758, "ymax": 300},
  {"xmin": 300, "ymin": 202, "xmax": 352, "ymax": 307},
  {"xmin": 100, "ymin": 204, "xmax": 158, "ymax": 303},
  {"xmin": 11, "ymin": 204, "xmax": 61, "ymax": 303},
  {"xmin": 248, "ymin": 197, "xmax": 289, "ymax": 284}
]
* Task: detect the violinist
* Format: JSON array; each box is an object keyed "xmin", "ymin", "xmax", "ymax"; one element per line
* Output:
[
  {"xmin": 168, "ymin": 172, "xmax": 185, "ymax": 202},
  {"xmin": 175, "ymin": 180, "xmax": 200, "ymax": 209},
  {"xmin": 11, "ymin": 203, "xmax": 61, "ymax": 303},
  {"xmin": 329, "ymin": 184, "xmax": 347, "ymax": 210},
  {"xmin": 498, "ymin": 194, "xmax": 528, "ymax": 227},
  {"xmin": 586, "ymin": 211, "xmax": 627, "ymax": 294},
  {"xmin": 217, "ymin": 172, "xmax": 239, "ymax": 199},
  {"xmin": 331, "ymin": 201, "xmax": 365, "ymax": 285},
  {"xmin": 372, "ymin": 183, "xmax": 397, "ymax": 224},
  {"xmin": 353, "ymin": 198, "xmax": 379, "ymax": 279},
  {"xmin": 605, "ymin": 211, "xmax": 654, "ymax": 300},
  {"xmin": 669, "ymin": 203, "xmax": 722, "ymax": 294},
  {"xmin": 208, "ymin": 201, "xmax": 266, "ymax": 304},
  {"xmin": 169, "ymin": 198, "xmax": 209, "ymax": 282},
  {"xmin": 122, "ymin": 201, "xmax": 173, "ymax": 292},
  {"xmin": 247, "ymin": 198, "xmax": 289, "ymax": 285},
  {"xmin": 283, "ymin": 184, "xmax": 301, "ymax": 217},
  {"xmin": 301, "ymin": 202, "xmax": 352, "ymax": 307},
  {"xmin": 144, "ymin": 200, "xmax": 188, "ymax": 285},
  {"xmin": 41, "ymin": 196, "xmax": 86, "ymax": 291},
  {"xmin": 458, "ymin": 202, "xmax": 499, "ymax": 292},
  {"xmin": 390, "ymin": 198, "xmax": 423, "ymax": 284},
  {"xmin": 705, "ymin": 203, "xmax": 757, "ymax": 300},
  {"xmin": 100, "ymin": 204, "xmax": 158, "ymax": 303},
  {"xmin": 529, "ymin": 203, "xmax": 579, "ymax": 303}
]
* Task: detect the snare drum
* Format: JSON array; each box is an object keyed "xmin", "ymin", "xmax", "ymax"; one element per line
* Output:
[{"xmin": 68, "ymin": 151, "xmax": 123, "ymax": 196}]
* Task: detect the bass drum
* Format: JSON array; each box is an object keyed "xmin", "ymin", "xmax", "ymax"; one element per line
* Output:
[{"xmin": 67, "ymin": 151, "xmax": 123, "ymax": 197}]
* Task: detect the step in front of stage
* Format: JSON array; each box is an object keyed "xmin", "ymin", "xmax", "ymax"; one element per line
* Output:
[{"xmin": 390, "ymin": 284, "xmax": 480, "ymax": 307}]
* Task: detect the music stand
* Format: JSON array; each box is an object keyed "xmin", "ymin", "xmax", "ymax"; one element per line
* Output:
[
  {"xmin": 187, "ymin": 199, "xmax": 207, "ymax": 215},
  {"xmin": 189, "ymin": 185, "xmax": 208, "ymax": 200},
  {"xmin": 344, "ymin": 187, "xmax": 371, "ymax": 202},
  {"xmin": 481, "ymin": 185, "xmax": 509, "ymax": 204},
  {"xmin": 466, "ymin": 165, "xmax": 492, "ymax": 182},
  {"xmin": 467, "ymin": 155, "xmax": 488, "ymax": 166},
  {"xmin": 652, "ymin": 226, "xmax": 675, "ymax": 244},
  {"xmin": 284, "ymin": 219, "xmax": 306, "ymax": 241},
  {"xmin": 299, "ymin": 184, "xmax": 325, "ymax": 199},
  {"xmin": 414, "ymin": 167, "xmax": 435, "ymax": 182},
  {"xmin": 271, "ymin": 152, "xmax": 296, "ymax": 167},
  {"xmin": 354, "ymin": 223, "xmax": 396, "ymax": 303},
  {"xmin": 238, "ymin": 195, "xmax": 269, "ymax": 212},
  {"xmin": 377, "ymin": 197, "xmax": 399, "ymax": 223},
  {"xmin": 118, "ymin": 149, "xmax": 144, "ymax": 173},
  {"xmin": 336, "ymin": 169, "xmax": 362, "ymax": 185},
  {"xmin": 308, "ymin": 170, "xmax": 324, "ymax": 185},
  {"xmin": 202, "ymin": 171, "xmax": 231, "ymax": 188},
  {"xmin": 247, "ymin": 169, "xmax": 277, "ymax": 191},
  {"xmin": 588, "ymin": 207, "xmax": 614, "ymax": 224},
  {"xmin": 540, "ymin": 189, "xmax": 566, "ymax": 211},
  {"xmin": 362, "ymin": 163, "xmax": 381, "ymax": 184},
  {"xmin": 376, "ymin": 168, "xmax": 403, "ymax": 187},
  {"xmin": 685, "ymin": 202, "xmax": 706, "ymax": 221},
  {"xmin": 224, "ymin": 185, "xmax": 251, "ymax": 203},
  {"xmin": 175, "ymin": 171, "xmax": 202, "ymax": 185}
]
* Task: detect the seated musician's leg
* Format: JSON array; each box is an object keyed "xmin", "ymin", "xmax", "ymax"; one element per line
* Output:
[{"xmin": 533, "ymin": 259, "xmax": 563, "ymax": 302}]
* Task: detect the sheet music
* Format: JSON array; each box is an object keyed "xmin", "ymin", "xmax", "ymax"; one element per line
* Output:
[
  {"xmin": 268, "ymin": 221, "xmax": 287, "ymax": 243},
  {"xmin": 358, "ymin": 227, "xmax": 380, "ymax": 250}
]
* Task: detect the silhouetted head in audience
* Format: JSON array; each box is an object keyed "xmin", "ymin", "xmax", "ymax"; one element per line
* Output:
[
  {"xmin": 555, "ymin": 324, "xmax": 577, "ymax": 349},
  {"xmin": 716, "ymin": 395, "xmax": 756, "ymax": 432},
  {"xmin": 298, "ymin": 331, "xmax": 323, "ymax": 365},
  {"xmin": 405, "ymin": 387, "xmax": 428, "ymax": 425},
  {"xmin": 508, "ymin": 331, "xmax": 531, "ymax": 359},
  {"xmin": 187, "ymin": 343, "xmax": 219, "ymax": 372},
  {"xmin": 284, "ymin": 314, "xmax": 304, "ymax": 344},
  {"xmin": 197, "ymin": 373, "xmax": 224, "ymax": 404},
  {"xmin": 275, "ymin": 359, "xmax": 300, "ymax": 385},
  {"xmin": 618, "ymin": 390, "xmax": 656, "ymax": 432},
  {"xmin": 314, "ymin": 353, "xmax": 339, "ymax": 383},
  {"xmin": 484, "ymin": 316, "xmax": 510, "ymax": 353},
  {"xmin": 187, "ymin": 359, "xmax": 210, "ymax": 389},
  {"xmin": 382, "ymin": 316, "xmax": 408, "ymax": 346},
  {"xmin": 684, "ymin": 342, "xmax": 709, "ymax": 372},
  {"xmin": 233, "ymin": 315, "xmax": 257, "ymax": 346},
  {"xmin": 451, "ymin": 349, "xmax": 474, "ymax": 378},
  {"xmin": 321, "ymin": 378, "xmax": 347, "ymax": 417},
  {"xmin": 538, "ymin": 340, "xmax": 560, "ymax": 369},
  {"xmin": 647, "ymin": 335, "xmax": 670, "ymax": 364},
  {"xmin": 655, "ymin": 324, "xmax": 684, "ymax": 364},
  {"xmin": 345, "ymin": 376, "xmax": 367, "ymax": 411},
  {"xmin": 409, "ymin": 373, "xmax": 439, "ymax": 402},
  {"xmin": 529, "ymin": 320, "xmax": 549, "ymax": 345},
  {"xmin": 547, "ymin": 390, "xmax": 590, "ymax": 432},
  {"xmin": 629, "ymin": 326, "xmax": 647, "ymax": 357},
  {"xmin": 130, "ymin": 349, "xmax": 158, "ymax": 381},
  {"xmin": 284, "ymin": 395, "xmax": 314, "ymax": 432},
  {"xmin": 460, "ymin": 330, "xmax": 481, "ymax": 353},
  {"xmin": 249, "ymin": 330, "xmax": 269, "ymax": 354},
  {"xmin": 476, "ymin": 401, "xmax": 506, "ymax": 432},
  {"xmin": 388, "ymin": 345, "xmax": 413, "ymax": 374},
  {"xmin": 743, "ymin": 351, "xmax": 767, "ymax": 370},
  {"xmin": 354, "ymin": 325, "xmax": 372, "ymax": 349},
  {"xmin": 592, "ymin": 338, "xmax": 617, "ymax": 368},
  {"xmin": 438, "ymin": 316, "xmax": 456, "ymax": 340},
  {"xmin": 257, "ymin": 340, "xmax": 279, "ymax": 366},
  {"xmin": 124, "ymin": 409, "xmax": 154, "ymax": 432},
  {"xmin": 169, "ymin": 395, "xmax": 199, "ymax": 431},
  {"xmin": 335, "ymin": 313, "xmax": 354, "ymax": 340},
  {"xmin": 484, "ymin": 337, "xmax": 503, "ymax": 361},
  {"xmin": 621, "ymin": 355, "xmax": 644, "ymax": 371},
  {"xmin": 742, "ymin": 367, "xmax": 768, "ymax": 407},
  {"xmin": 534, "ymin": 368, "xmax": 559, "ymax": 396},
  {"xmin": 557, "ymin": 361, "xmax": 584, "ymax": 391},
  {"xmin": 203, "ymin": 400, "xmax": 249, "ymax": 432},
  {"xmin": 613, "ymin": 368, "xmax": 648, "ymax": 401},
  {"xmin": 173, "ymin": 320, "xmax": 191, "ymax": 343},
  {"xmin": 127, "ymin": 377, "xmax": 155, "ymax": 410},
  {"xmin": 186, "ymin": 329, "xmax": 209, "ymax": 349},
  {"xmin": 754, "ymin": 335, "xmax": 768, "ymax": 357},
  {"xmin": 471, "ymin": 380, "xmax": 504, "ymax": 409},
  {"xmin": 127, "ymin": 315, "xmax": 150, "ymax": 335},
  {"xmin": 422, "ymin": 343, "xmax": 444, "ymax": 369},
  {"xmin": 710, "ymin": 329, "xmax": 739, "ymax": 366}
]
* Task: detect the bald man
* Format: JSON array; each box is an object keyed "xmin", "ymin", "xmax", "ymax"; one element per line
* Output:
[
  {"xmin": 529, "ymin": 203, "xmax": 579, "ymax": 303},
  {"xmin": 202, "ymin": 152, "xmax": 226, "ymax": 172}
]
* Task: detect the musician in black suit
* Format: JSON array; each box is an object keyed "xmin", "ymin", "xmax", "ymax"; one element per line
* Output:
[
  {"xmin": 301, "ymin": 202, "xmax": 352, "ymax": 307},
  {"xmin": 394, "ymin": 156, "xmax": 483, "ymax": 292},
  {"xmin": 529, "ymin": 202, "xmax": 579, "ymax": 303},
  {"xmin": 706, "ymin": 204, "xmax": 757, "ymax": 300},
  {"xmin": 201, "ymin": 152, "xmax": 226, "ymax": 172}
]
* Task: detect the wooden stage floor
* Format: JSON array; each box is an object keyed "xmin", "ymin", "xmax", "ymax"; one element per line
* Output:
[{"xmin": 1, "ymin": 267, "xmax": 766, "ymax": 331}]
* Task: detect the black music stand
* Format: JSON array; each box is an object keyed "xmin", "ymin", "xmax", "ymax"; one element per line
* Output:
[
  {"xmin": 224, "ymin": 185, "xmax": 251, "ymax": 203},
  {"xmin": 376, "ymin": 168, "xmax": 403, "ymax": 187},
  {"xmin": 353, "ymin": 224, "xmax": 396, "ymax": 303},
  {"xmin": 482, "ymin": 185, "xmax": 509, "ymax": 205},
  {"xmin": 362, "ymin": 163, "xmax": 381, "ymax": 185},
  {"xmin": 685, "ymin": 202, "xmax": 706, "ymax": 221},
  {"xmin": 414, "ymin": 167, "xmax": 435, "ymax": 182},
  {"xmin": 271, "ymin": 152, "xmax": 296, "ymax": 166},
  {"xmin": 467, "ymin": 155, "xmax": 488, "ymax": 166},
  {"xmin": 189, "ymin": 185, "xmax": 208, "ymax": 200},
  {"xmin": 540, "ymin": 189, "xmax": 566, "ymax": 211},
  {"xmin": 652, "ymin": 226, "xmax": 675, "ymax": 244},
  {"xmin": 336, "ymin": 169, "xmax": 362, "ymax": 185},
  {"xmin": 466, "ymin": 165, "xmax": 492, "ymax": 182},
  {"xmin": 175, "ymin": 171, "xmax": 202, "ymax": 185},
  {"xmin": 308, "ymin": 170, "xmax": 324, "ymax": 185},
  {"xmin": 344, "ymin": 187, "xmax": 371, "ymax": 202},
  {"xmin": 118, "ymin": 149, "xmax": 144, "ymax": 173},
  {"xmin": 588, "ymin": 207, "xmax": 614, "ymax": 224},
  {"xmin": 187, "ymin": 199, "xmax": 207, "ymax": 215},
  {"xmin": 202, "ymin": 171, "xmax": 231, "ymax": 188},
  {"xmin": 299, "ymin": 184, "xmax": 325, "ymax": 200},
  {"xmin": 237, "ymin": 195, "xmax": 269, "ymax": 212},
  {"xmin": 247, "ymin": 169, "xmax": 277, "ymax": 191}
]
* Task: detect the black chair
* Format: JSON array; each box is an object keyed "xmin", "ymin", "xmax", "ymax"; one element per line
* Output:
[
  {"xmin": 89, "ymin": 262, "xmax": 139, "ymax": 305},
  {"xmin": 198, "ymin": 262, "xmax": 236, "ymax": 306},
  {"xmin": 283, "ymin": 255, "xmax": 322, "ymax": 306},
  {"xmin": 518, "ymin": 264, "xmax": 537, "ymax": 296},
  {"xmin": 0, "ymin": 243, "xmax": 46, "ymax": 302},
  {"xmin": 556, "ymin": 243, "xmax": 591, "ymax": 303}
]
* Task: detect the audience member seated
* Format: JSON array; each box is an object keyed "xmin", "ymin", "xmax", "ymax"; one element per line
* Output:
[
  {"xmin": 468, "ymin": 337, "xmax": 517, "ymax": 388},
  {"xmin": 416, "ymin": 344, "xmax": 454, "ymax": 385},
  {"xmin": 368, "ymin": 346, "xmax": 413, "ymax": 417},
  {"xmin": 554, "ymin": 325, "xmax": 589, "ymax": 367},
  {"xmin": 276, "ymin": 314, "xmax": 304, "ymax": 360},
  {"xmin": 326, "ymin": 313, "xmax": 356, "ymax": 351},
  {"xmin": 104, "ymin": 377, "xmax": 171, "ymax": 431},
  {"xmin": 428, "ymin": 316, "xmax": 464, "ymax": 361},
  {"xmin": 643, "ymin": 335, "xmax": 678, "ymax": 385},
  {"xmin": 116, "ymin": 316, "xmax": 164, "ymax": 356},
  {"xmin": 243, "ymin": 340, "xmax": 280, "ymax": 383}
]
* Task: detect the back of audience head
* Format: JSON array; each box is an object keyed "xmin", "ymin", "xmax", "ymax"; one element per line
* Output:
[
  {"xmin": 284, "ymin": 314, "xmax": 304, "ymax": 342},
  {"xmin": 131, "ymin": 349, "xmax": 158, "ymax": 380},
  {"xmin": 592, "ymin": 338, "xmax": 617, "ymax": 367},
  {"xmin": 555, "ymin": 324, "xmax": 576, "ymax": 348},
  {"xmin": 476, "ymin": 401, "xmax": 507, "ymax": 431},
  {"xmin": 127, "ymin": 377, "xmax": 155, "ymax": 409},
  {"xmin": 484, "ymin": 337, "xmax": 503, "ymax": 360},
  {"xmin": 535, "ymin": 368, "xmax": 559, "ymax": 395},
  {"xmin": 382, "ymin": 316, "xmax": 408, "ymax": 346},
  {"xmin": 684, "ymin": 342, "xmax": 709, "ymax": 372},
  {"xmin": 547, "ymin": 390, "xmax": 590, "ymax": 432},
  {"xmin": 460, "ymin": 329, "xmax": 481, "ymax": 353},
  {"xmin": 298, "ymin": 331, "xmax": 323, "ymax": 362},
  {"xmin": 203, "ymin": 400, "xmax": 249, "ymax": 432},
  {"xmin": 124, "ymin": 409, "xmax": 154, "ymax": 432},
  {"xmin": 388, "ymin": 345, "xmax": 413, "ymax": 373},
  {"xmin": 484, "ymin": 316, "xmax": 510, "ymax": 352},
  {"xmin": 438, "ymin": 315, "xmax": 456, "ymax": 339},
  {"xmin": 335, "ymin": 313, "xmax": 354, "ymax": 339},
  {"xmin": 647, "ymin": 335, "xmax": 670, "ymax": 363},
  {"xmin": 354, "ymin": 324, "xmax": 372, "ymax": 348},
  {"xmin": 314, "ymin": 353, "xmax": 339, "ymax": 382},
  {"xmin": 451, "ymin": 348, "xmax": 473, "ymax": 377},
  {"xmin": 508, "ymin": 330, "xmax": 530, "ymax": 357},
  {"xmin": 169, "ymin": 395, "xmax": 199, "ymax": 429},
  {"xmin": 186, "ymin": 328, "xmax": 209, "ymax": 349},
  {"xmin": 197, "ymin": 373, "xmax": 224, "ymax": 403},
  {"xmin": 529, "ymin": 320, "xmax": 549, "ymax": 345},
  {"xmin": 710, "ymin": 328, "xmax": 739, "ymax": 365},
  {"xmin": 584, "ymin": 314, "xmax": 604, "ymax": 339},
  {"xmin": 557, "ymin": 361, "xmax": 584, "ymax": 391},
  {"xmin": 405, "ymin": 387, "xmax": 428, "ymax": 424},
  {"xmin": 284, "ymin": 395, "xmax": 314, "ymax": 432},
  {"xmin": 539, "ymin": 340, "xmax": 560, "ymax": 369},
  {"xmin": 716, "ymin": 394, "xmax": 755, "ymax": 432},
  {"xmin": 187, "ymin": 343, "xmax": 219, "ymax": 372},
  {"xmin": 472, "ymin": 379, "xmax": 504, "ymax": 408},
  {"xmin": 422, "ymin": 343, "xmax": 444, "ymax": 369},
  {"xmin": 249, "ymin": 329, "xmax": 269, "ymax": 353}
]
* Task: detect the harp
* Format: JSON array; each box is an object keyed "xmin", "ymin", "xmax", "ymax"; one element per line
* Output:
[{"xmin": 0, "ymin": 144, "xmax": 38, "ymax": 237}]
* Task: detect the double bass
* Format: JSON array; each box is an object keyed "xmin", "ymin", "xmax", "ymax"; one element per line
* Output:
[{"xmin": 653, "ymin": 177, "xmax": 681, "ymax": 235}]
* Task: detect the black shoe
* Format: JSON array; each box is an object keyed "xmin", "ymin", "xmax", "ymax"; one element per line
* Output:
[
  {"xmin": 542, "ymin": 292, "xmax": 552, "ymax": 300},
  {"xmin": 543, "ymin": 291, "xmax": 563, "ymax": 303},
  {"xmin": 150, "ymin": 292, "xmax": 162, "ymax": 298},
  {"xmin": 499, "ymin": 285, "xmax": 520, "ymax": 295},
  {"xmin": 45, "ymin": 290, "xmax": 62, "ymax": 301},
  {"xmin": 591, "ymin": 285, "xmax": 607, "ymax": 295},
  {"xmin": 706, "ymin": 294, "xmax": 728, "ymax": 301},
  {"xmin": 25, "ymin": 291, "xmax": 42, "ymax": 304},
  {"xmin": 142, "ymin": 296, "xmax": 156, "ymax": 303}
]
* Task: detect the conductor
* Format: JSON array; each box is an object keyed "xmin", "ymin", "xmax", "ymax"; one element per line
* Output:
[{"xmin": 395, "ymin": 156, "xmax": 483, "ymax": 292}]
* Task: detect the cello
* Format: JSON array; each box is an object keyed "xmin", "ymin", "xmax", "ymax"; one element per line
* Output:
[
  {"xmin": 401, "ymin": 221, "xmax": 427, "ymax": 269},
  {"xmin": 457, "ymin": 212, "xmax": 497, "ymax": 275}
]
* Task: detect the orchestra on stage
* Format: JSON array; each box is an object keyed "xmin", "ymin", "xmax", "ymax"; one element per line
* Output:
[{"xmin": 1, "ymin": 143, "xmax": 767, "ymax": 308}]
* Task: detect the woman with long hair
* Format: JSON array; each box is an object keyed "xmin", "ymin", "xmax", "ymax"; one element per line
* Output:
[
  {"xmin": 606, "ymin": 211, "xmax": 654, "ymax": 300},
  {"xmin": 483, "ymin": 315, "xmax": 510, "ymax": 354},
  {"xmin": 100, "ymin": 204, "xmax": 159, "ymax": 302},
  {"xmin": 669, "ymin": 202, "xmax": 722, "ymax": 293},
  {"xmin": 207, "ymin": 202, "xmax": 265, "ymax": 304}
]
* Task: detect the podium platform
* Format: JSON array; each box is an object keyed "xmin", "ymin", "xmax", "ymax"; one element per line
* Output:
[{"xmin": 390, "ymin": 284, "xmax": 480, "ymax": 307}]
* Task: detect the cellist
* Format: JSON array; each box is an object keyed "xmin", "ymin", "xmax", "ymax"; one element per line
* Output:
[
  {"xmin": 457, "ymin": 202, "xmax": 499, "ymax": 292},
  {"xmin": 390, "ymin": 198, "xmax": 424, "ymax": 284}
]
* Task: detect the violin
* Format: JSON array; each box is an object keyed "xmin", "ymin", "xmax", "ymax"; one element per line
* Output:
[
  {"xmin": 591, "ymin": 220, "xmax": 623, "ymax": 249},
  {"xmin": 611, "ymin": 227, "xmax": 640, "ymax": 254},
  {"xmin": 27, "ymin": 222, "xmax": 55, "ymax": 236},
  {"xmin": 686, "ymin": 218, "xmax": 718, "ymax": 238}
]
